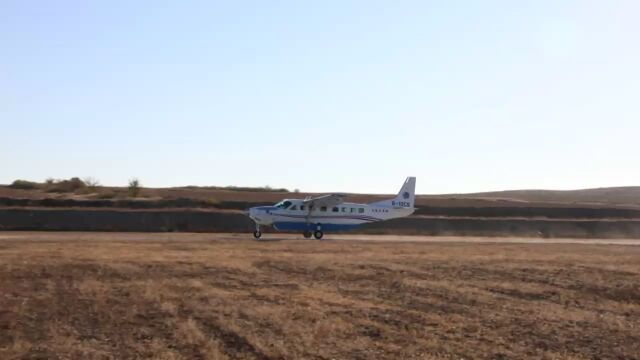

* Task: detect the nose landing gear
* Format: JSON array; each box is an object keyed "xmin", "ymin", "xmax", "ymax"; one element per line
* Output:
[{"xmin": 253, "ymin": 224, "xmax": 262, "ymax": 239}]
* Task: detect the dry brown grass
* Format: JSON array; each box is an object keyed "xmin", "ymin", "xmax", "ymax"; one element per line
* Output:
[{"xmin": 0, "ymin": 233, "xmax": 639, "ymax": 359}]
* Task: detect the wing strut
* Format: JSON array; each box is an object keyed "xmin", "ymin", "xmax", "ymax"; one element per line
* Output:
[{"xmin": 304, "ymin": 196, "xmax": 312, "ymax": 228}]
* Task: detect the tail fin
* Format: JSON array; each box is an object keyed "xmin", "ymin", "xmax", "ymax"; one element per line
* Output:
[
  {"xmin": 394, "ymin": 176, "xmax": 416, "ymax": 208},
  {"xmin": 371, "ymin": 177, "xmax": 416, "ymax": 209}
]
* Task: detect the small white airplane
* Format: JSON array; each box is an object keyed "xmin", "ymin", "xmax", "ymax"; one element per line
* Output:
[{"xmin": 246, "ymin": 177, "xmax": 416, "ymax": 239}]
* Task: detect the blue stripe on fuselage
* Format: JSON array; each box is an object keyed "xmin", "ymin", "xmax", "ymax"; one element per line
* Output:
[{"xmin": 272, "ymin": 222, "xmax": 361, "ymax": 232}]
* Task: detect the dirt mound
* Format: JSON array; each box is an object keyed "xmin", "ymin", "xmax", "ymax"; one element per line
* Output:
[
  {"xmin": 3, "ymin": 184, "xmax": 640, "ymax": 207},
  {"xmin": 2, "ymin": 209, "xmax": 640, "ymax": 238},
  {"xmin": 440, "ymin": 187, "xmax": 640, "ymax": 206},
  {"xmin": 2, "ymin": 184, "xmax": 640, "ymax": 238}
]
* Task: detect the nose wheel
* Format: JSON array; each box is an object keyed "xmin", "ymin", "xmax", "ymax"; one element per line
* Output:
[{"xmin": 253, "ymin": 224, "xmax": 262, "ymax": 239}]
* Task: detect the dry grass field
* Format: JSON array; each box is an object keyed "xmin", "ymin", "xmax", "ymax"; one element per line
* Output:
[{"xmin": 0, "ymin": 233, "xmax": 639, "ymax": 359}]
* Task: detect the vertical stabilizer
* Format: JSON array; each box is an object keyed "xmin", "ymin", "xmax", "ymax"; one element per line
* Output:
[
  {"xmin": 370, "ymin": 177, "xmax": 416, "ymax": 209},
  {"xmin": 393, "ymin": 176, "xmax": 416, "ymax": 208}
]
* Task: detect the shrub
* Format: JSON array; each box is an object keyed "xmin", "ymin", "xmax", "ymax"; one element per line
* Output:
[
  {"xmin": 46, "ymin": 177, "xmax": 86, "ymax": 193},
  {"xmin": 128, "ymin": 178, "xmax": 141, "ymax": 198},
  {"xmin": 83, "ymin": 177, "xmax": 100, "ymax": 190},
  {"xmin": 9, "ymin": 180, "xmax": 40, "ymax": 190}
]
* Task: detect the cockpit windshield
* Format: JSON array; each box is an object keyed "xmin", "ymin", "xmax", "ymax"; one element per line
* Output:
[{"xmin": 274, "ymin": 200, "xmax": 292, "ymax": 209}]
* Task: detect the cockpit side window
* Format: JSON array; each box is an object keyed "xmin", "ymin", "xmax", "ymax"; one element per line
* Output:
[
  {"xmin": 275, "ymin": 201, "xmax": 292, "ymax": 209},
  {"xmin": 290, "ymin": 205, "xmax": 297, "ymax": 210}
]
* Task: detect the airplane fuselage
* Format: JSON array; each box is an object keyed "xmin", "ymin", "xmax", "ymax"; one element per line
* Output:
[
  {"xmin": 248, "ymin": 200, "xmax": 414, "ymax": 232},
  {"xmin": 246, "ymin": 177, "xmax": 416, "ymax": 239}
]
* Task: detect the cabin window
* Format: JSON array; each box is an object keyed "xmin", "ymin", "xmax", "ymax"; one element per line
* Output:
[
  {"xmin": 341, "ymin": 207, "xmax": 346, "ymax": 212},
  {"xmin": 300, "ymin": 205, "xmax": 305, "ymax": 211},
  {"xmin": 332, "ymin": 207, "xmax": 339, "ymax": 212},
  {"xmin": 350, "ymin": 208, "xmax": 355, "ymax": 213},
  {"xmin": 358, "ymin": 208, "xmax": 364, "ymax": 213},
  {"xmin": 320, "ymin": 206, "xmax": 327, "ymax": 212}
]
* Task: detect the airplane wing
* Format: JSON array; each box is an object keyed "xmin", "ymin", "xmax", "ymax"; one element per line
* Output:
[{"xmin": 302, "ymin": 193, "xmax": 346, "ymax": 208}]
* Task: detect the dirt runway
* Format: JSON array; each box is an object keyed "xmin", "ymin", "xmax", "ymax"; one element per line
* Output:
[{"xmin": 1, "ymin": 231, "xmax": 640, "ymax": 245}]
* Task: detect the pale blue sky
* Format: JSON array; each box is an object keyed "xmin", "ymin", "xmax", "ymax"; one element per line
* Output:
[{"xmin": 1, "ymin": 1, "xmax": 638, "ymax": 193}]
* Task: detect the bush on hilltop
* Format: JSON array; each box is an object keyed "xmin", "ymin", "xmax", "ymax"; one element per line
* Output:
[
  {"xmin": 46, "ymin": 177, "xmax": 87, "ymax": 193},
  {"xmin": 9, "ymin": 179, "xmax": 40, "ymax": 190}
]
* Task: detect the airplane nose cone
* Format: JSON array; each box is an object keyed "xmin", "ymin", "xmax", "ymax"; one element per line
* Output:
[
  {"xmin": 246, "ymin": 206, "xmax": 272, "ymax": 225},
  {"xmin": 246, "ymin": 207, "xmax": 261, "ymax": 218}
]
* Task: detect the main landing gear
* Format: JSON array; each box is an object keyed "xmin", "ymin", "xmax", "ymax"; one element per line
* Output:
[
  {"xmin": 303, "ymin": 221, "xmax": 324, "ymax": 240},
  {"xmin": 310, "ymin": 224, "xmax": 323, "ymax": 240},
  {"xmin": 303, "ymin": 223, "xmax": 324, "ymax": 239},
  {"xmin": 302, "ymin": 230, "xmax": 323, "ymax": 239}
]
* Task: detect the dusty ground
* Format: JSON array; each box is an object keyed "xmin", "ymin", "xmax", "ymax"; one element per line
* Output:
[{"xmin": 0, "ymin": 233, "xmax": 639, "ymax": 359}]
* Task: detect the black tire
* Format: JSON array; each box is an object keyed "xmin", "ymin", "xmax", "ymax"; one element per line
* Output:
[
  {"xmin": 313, "ymin": 230, "xmax": 323, "ymax": 240},
  {"xmin": 303, "ymin": 231, "xmax": 312, "ymax": 239},
  {"xmin": 253, "ymin": 230, "xmax": 262, "ymax": 239}
]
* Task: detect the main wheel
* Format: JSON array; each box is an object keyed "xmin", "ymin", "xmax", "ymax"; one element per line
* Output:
[
  {"xmin": 303, "ymin": 230, "xmax": 312, "ymax": 239},
  {"xmin": 313, "ymin": 230, "xmax": 323, "ymax": 240},
  {"xmin": 253, "ymin": 230, "xmax": 262, "ymax": 239}
]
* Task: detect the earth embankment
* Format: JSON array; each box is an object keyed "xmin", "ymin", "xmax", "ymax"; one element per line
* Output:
[{"xmin": 1, "ymin": 208, "xmax": 640, "ymax": 238}]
